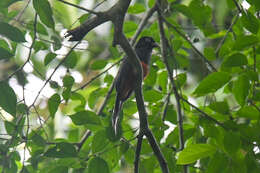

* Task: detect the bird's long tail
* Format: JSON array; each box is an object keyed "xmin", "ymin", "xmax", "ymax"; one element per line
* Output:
[{"xmin": 112, "ymin": 95, "xmax": 123, "ymax": 135}]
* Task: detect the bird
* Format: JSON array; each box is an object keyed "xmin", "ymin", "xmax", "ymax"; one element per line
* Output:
[{"xmin": 112, "ymin": 36, "xmax": 159, "ymax": 134}]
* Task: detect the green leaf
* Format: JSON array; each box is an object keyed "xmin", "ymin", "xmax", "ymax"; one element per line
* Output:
[
  {"xmin": 92, "ymin": 130, "xmax": 109, "ymax": 153},
  {"xmin": 246, "ymin": 0, "xmax": 260, "ymax": 10},
  {"xmin": 233, "ymin": 35, "xmax": 258, "ymax": 50},
  {"xmin": 123, "ymin": 21, "xmax": 138, "ymax": 37},
  {"xmin": 222, "ymin": 53, "xmax": 248, "ymax": 67},
  {"xmin": 206, "ymin": 152, "xmax": 229, "ymax": 173},
  {"xmin": 78, "ymin": 13, "xmax": 89, "ymax": 24},
  {"xmin": 223, "ymin": 131, "xmax": 241, "ymax": 155},
  {"xmin": 175, "ymin": 73, "xmax": 187, "ymax": 88},
  {"xmin": 88, "ymin": 157, "xmax": 109, "ymax": 173},
  {"xmin": 241, "ymin": 11, "xmax": 259, "ymax": 34},
  {"xmin": 128, "ymin": 3, "xmax": 146, "ymax": 14},
  {"xmin": 64, "ymin": 51, "xmax": 78, "ymax": 68},
  {"xmin": 193, "ymin": 72, "xmax": 231, "ymax": 97},
  {"xmin": 5, "ymin": 121, "xmax": 16, "ymax": 135},
  {"xmin": 69, "ymin": 111, "xmax": 102, "ymax": 130},
  {"xmin": 209, "ymin": 101, "xmax": 229, "ymax": 114},
  {"xmin": 30, "ymin": 131, "xmax": 46, "ymax": 146},
  {"xmin": 0, "ymin": 22, "xmax": 25, "ymax": 42},
  {"xmin": 237, "ymin": 106, "xmax": 260, "ymax": 120},
  {"xmin": 232, "ymin": 74, "xmax": 250, "ymax": 106},
  {"xmin": 177, "ymin": 144, "xmax": 217, "ymax": 165},
  {"xmin": 48, "ymin": 94, "xmax": 60, "ymax": 118},
  {"xmin": 143, "ymin": 90, "xmax": 163, "ymax": 102},
  {"xmin": 63, "ymin": 75, "xmax": 74, "ymax": 88},
  {"xmin": 0, "ymin": 0, "xmax": 21, "ymax": 8},
  {"xmin": 33, "ymin": 0, "xmax": 55, "ymax": 29},
  {"xmin": 148, "ymin": 0, "xmax": 156, "ymax": 8},
  {"xmin": 0, "ymin": 82, "xmax": 17, "ymax": 116},
  {"xmin": 44, "ymin": 142, "xmax": 77, "ymax": 158},
  {"xmin": 157, "ymin": 70, "xmax": 168, "ymax": 92},
  {"xmin": 204, "ymin": 47, "xmax": 216, "ymax": 60},
  {"xmin": 0, "ymin": 47, "xmax": 13, "ymax": 60},
  {"xmin": 44, "ymin": 52, "xmax": 56, "ymax": 66},
  {"xmin": 90, "ymin": 59, "xmax": 107, "ymax": 70}
]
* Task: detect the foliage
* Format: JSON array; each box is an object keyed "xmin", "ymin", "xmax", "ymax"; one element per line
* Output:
[{"xmin": 0, "ymin": 0, "xmax": 260, "ymax": 172}]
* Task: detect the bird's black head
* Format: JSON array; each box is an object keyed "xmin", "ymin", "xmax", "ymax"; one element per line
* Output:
[
  {"xmin": 135, "ymin": 36, "xmax": 159, "ymax": 49},
  {"xmin": 135, "ymin": 36, "xmax": 159, "ymax": 64}
]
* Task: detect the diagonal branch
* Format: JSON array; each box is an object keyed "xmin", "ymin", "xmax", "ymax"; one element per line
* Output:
[
  {"xmin": 162, "ymin": 16, "xmax": 217, "ymax": 72},
  {"xmin": 157, "ymin": 1, "xmax": 187, "ymax": 173}
]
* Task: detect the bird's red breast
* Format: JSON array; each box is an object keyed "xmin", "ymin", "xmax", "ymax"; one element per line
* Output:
[{"xmin": 141, "ymin": 61, "xmax": 149, "ymax": 79}]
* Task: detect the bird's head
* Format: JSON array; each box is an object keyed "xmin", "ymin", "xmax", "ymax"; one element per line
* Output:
[{"xmin": 135, "ymin": 36, "xmax": 159, "ymax": 50}]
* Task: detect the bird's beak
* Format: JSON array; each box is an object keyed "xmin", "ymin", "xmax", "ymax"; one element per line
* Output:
[{"xmin": 153, "ymin": 42, "xmax": 160, "ymax": 48}]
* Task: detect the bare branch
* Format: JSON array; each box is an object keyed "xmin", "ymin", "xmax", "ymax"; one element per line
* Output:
[
  {"xmin": 162, "ymin": 16, "xmax": 217, "ymax": 72},
  {"xmin": 57, "ymin": 0, "xmax": 101, "ymax": 15},
  {"xmin": 134, "ymin": 135, "xmax": 143, "ymax": 173},
  {"xmin": 157, "ymin": 2, "xmax": 187, "ymax": 172}
]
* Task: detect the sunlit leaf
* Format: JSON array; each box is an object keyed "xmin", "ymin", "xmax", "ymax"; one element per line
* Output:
[
  {"xmin": 232, "ymin": 74, "xmax": 250, "ymax": 106},
  {"xmin": 177, "ymin": 144, "xmax": 217, "ymax": 164},
  {"xmin": 193, "ymin": 72, "xmax": 231, "ymax": 97}
]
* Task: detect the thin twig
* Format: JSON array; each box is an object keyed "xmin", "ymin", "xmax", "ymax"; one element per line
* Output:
[
  {"xmin": 215, "ymin": 14, "xmax": 239, "ymax": 57},
  {"xmin": 134, "ymin": 135, "xmax": 143, "ymax": 173},
  {"xmin": 180, "ymin": 97, "xmax": 227, "ymax": 129},
  {"xmin": 57, "ymin": 0, "xmax": 101, "ymax": 15},
  {"xmin": 29, "ymin": 41, "xmax": 81, "ymax": 108},
  {"xmin": 162, "ymin": 16, "xmax": 217, "ymax": 72}
]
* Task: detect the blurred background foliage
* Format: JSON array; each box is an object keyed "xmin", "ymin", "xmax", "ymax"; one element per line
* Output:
[{"xmin": 0, "ymin": 0, "xmax": 260, "ymax": 172}]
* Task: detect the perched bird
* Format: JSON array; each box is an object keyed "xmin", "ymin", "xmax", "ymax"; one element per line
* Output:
[{"xmin": 112, "ymin": 36, "xmax": 159, "ymax": 134}]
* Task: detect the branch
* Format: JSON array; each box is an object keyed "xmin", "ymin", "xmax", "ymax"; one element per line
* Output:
[
  {"xmin": 180, "ymin": 97, "xmax": 227, "ymax": 129},
  {"xmin": 157, "ymin": 2, "xmax": 187, "ymax": 173},
  {"xmin": 161, "ymin": 16, "xmax": 217, "ymax": 72},
  {"xmin": 57, "ymin": 0, "xmax": 101, "ymax": 15},
  {"xmin": 134, "ymin": 134, "xmax": 143, "ymax": 173},
  {"xmin": 215, "ymin": 14, "xmax": 239, "ymax": 57}
]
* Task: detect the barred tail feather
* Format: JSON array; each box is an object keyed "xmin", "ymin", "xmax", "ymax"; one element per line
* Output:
[{"xmin": 112, "ymin": 95, "xmax": 123, "ymax": 135}]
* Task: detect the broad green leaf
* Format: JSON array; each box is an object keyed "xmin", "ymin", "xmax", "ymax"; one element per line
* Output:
[
  {"xmin": 0, "ymin": 82, "xmax": 17, "ymax": 116},
  {"xmin": 209, "ymin": 101, "xmax": 229, "ymax": 114},
  {"xmin": 0, "ymin": 0, "xmax": 21, "ymax": 7},
  {"xmin": 222, "ymin": 53, "xmax": 248, "ymax": 67},
  {"xmin": 119, "ymin": 140, "xmax": 129, "ymax": 154},
  {"xmin": 143, "ymin": 90, "xmax": 163, "ymax": 102},
  {"xmin": 0, "ymin": 22, "xmax": 25, "ymax": 42},
  {"xmin": 223, "ymin": 131, "xmax": 241, "ymax": 155},
  {"xmin": 48, "ymin": 94, "xmax": 61, "ymax": 118},
  {"xmin": 128, "ymin": 3, "xmax": 146, "ymax": 14},
  {"xmin": 175, "ymin": 73, "xmax": 187, "ymax": 88},
  {"xmin": 33, "ymin": 0, "xmax": 55, "ymax": 29},
  {"xmin": 44, "ymin": 52, "xmax": 56, "ymax": 66},
  {"xmin": 148, "ymin": 0, "xmax": 156, "ymax": 8},
  {"xmin": 193, "ymin": 72, "xmax": 231, "ymax": 97},
  {"xmin": 44, "ymin": 142, "xmax": 77, "ymax": 158},
  {"xmin": 232, "ymin": 74, "xmax": 250, "ymax": 106},
  {"xmin": 157, "ymin": 70, "xmax": 168, "ymax": 92},
  {"xmin": 5, "ymin": 121, "xmax": 16, "ymax": 135},
  {"xmin": 64, "ymin": 51, "xmax": 78, "ymax": 68},
  {"xmin": 30, "ymin": 131, "xmax": 46, "ymax": 146},
  {"xmin": 204, "ymin": 47, "xmax": 216, "ymax": 60},
  {"xmin": 88, "ymin": 157, "xmax": 109, "ymax": 173},
  {"xmin": 237, "ymin": 106, "xmax": 260, "ymax": 120},
  {"xmin": 123, "ymin": 21, "xmax": 138, "ymax": 37},
  {"xmin": 177, "ymin": 144, "xmax": 217, "ymax": 164},
  {"xmin": 206, "ymin": 152, "xmax": 229, "ymax": 173},
  {"xmin": 0, "ymin": 47, "xmax": 13, "ymax": 60},
  {"xmin": 92, "ymin": 130, "xmax": 109, "ymax": 153},
  {"xmin": 233, "ymin": 35, "xmax": 258, "ymax": 50},
  {"xmin": 78, "ymin": 13, "xmax": 89, "ymax": 24},
  {"xmin": 246, "ymin": 0, "xmax": 260, "ymax": 10},
  {"xmin": 63, "ymin": 75, "xmax": 74, "ymax": 88},
  {"xmin": 90, "ymin": 59, "xmax": 107, "ymax": 70},
  {"xmin": 69, "ymin": 111, "xmax": 102, "ymax": 130},
  {"xmin": 241, "ymin": 11, "xmax": 259, "ymax": 34}
]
